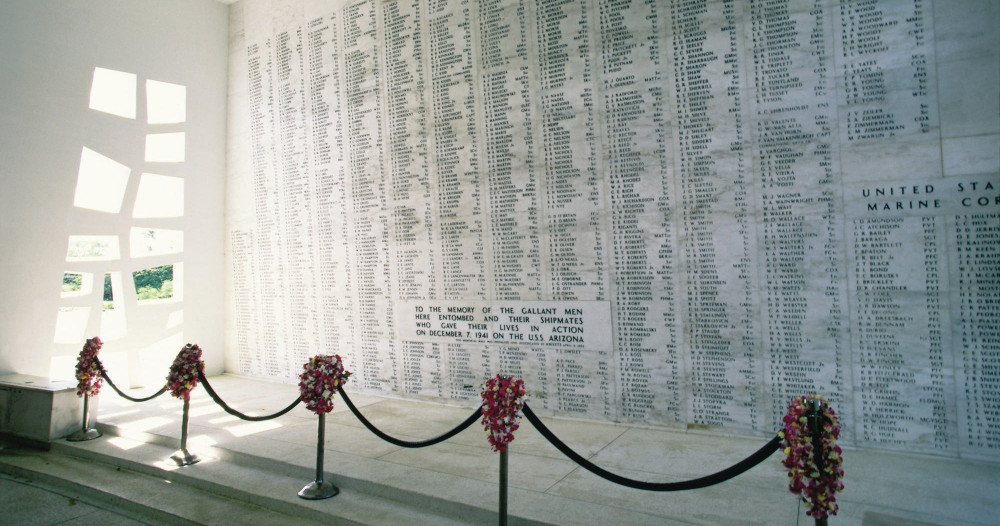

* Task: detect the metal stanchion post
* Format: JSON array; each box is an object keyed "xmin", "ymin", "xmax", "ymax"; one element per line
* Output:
[
  {"xmin": 67, "ymin": 394, "xmax": 101, "ymax": 441},
  {"xmin": 499, "ymin": 449, "xmax": 508, "ymax": 526},
  {"xmin": 299, "ymin": 412, "xmax": 339, "ymax": 499},
  {"xmin": 807, "ymin": 399, "xmax": 828, "ymax": 526},
  {"xmin": 169, "ymin": 398, "xmax": 200, "ymax": 466}
]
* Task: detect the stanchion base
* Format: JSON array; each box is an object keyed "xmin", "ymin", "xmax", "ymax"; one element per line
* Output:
[
  {"xmin": 66, "ymin": 428, "xmax": 102, "ymax": 442},
  {"xmin": 169, "ymin": 450, "xmax": 201, "ymax": 467},
  {"xmin": 298, "ymin": 480, "xmax": 339, "ymax": 500}
]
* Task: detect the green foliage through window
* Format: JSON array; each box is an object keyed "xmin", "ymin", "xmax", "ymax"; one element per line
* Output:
[
  {"xmin": 104, "ymin": 273, "xmax": 114, "ymax": 309},
  {"xmin": 68, "ymin": 239, "xmax": 110, "ymax": 258},
  {"xmin": 133, "ymin": 264, "xmax": 174, "ymax": 301},
  {"xmin": 62, "ymin": 272, "xmax": 83, "ymax": 293}
]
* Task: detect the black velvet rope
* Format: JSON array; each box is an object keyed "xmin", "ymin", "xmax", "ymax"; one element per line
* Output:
[
  {"xmin": 95, "ymin": 357, "xmax": 780, "ymax": 489},
  {"xmin": 338, "ymin": 386, "xmax": 483, "ymax": 448},
  {"xmin": 97, "ymin": 360, "xmax": 167, "ymax": 403},
  {"xmin": 197, "ymin": 370, "xmax": 301, "ymax": 422},
  {"xmin": 522, "ymin": 404, "xmax": 782, "ymax": 491}
]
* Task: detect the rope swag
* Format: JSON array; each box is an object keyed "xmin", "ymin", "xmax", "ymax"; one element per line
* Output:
[
  {"xmin": 299, "ymin": 354, "xmax": 351, "ymax": 414},
  {"xmin": 97, "ymin": 359, "xmax": 167, "ymax": 402},
  {"xmin": 197, "ymin": 370, "xmax": 301, "ymax": 421},
  {"xmin": 481, "ymin": 374, "xmax": 526, "ymax": 452},
  {"xmin": 75, "ymin": 336, "xmax": 104, "ymax": 397},
  {"xmin": 73, "ymin": 335, "xmax": 800, "ymax": 513},
  {"xmin": 167, "ymin": 343, "xmax": 205, "ymax": 400},
  {"xmin": 338, "ymin": 386, "xmax": 482, "ymax": 448},
  {"xmin": 523, "ymin": 404, "xmax": 782, "ymax": 491},
  {"xmin": 781, "ymin": 394, "xmax": 844, "ymax": 520}
]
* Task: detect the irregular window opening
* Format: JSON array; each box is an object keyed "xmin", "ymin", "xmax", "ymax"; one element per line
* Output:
[
  {"xmin": 103, "ymin": 272, "xmax": 114, "ymax": 310},
  {"xmin": 61, "ymin": 271, "xmax": 93, "ymax": 298},
  {"xmin": 134, "ymin": 264, "xmax": 175, "ymax": 302},
  {"xmin": 130, "ymin": 227, "xmax": 183, "ymax": 257},
  {"xmin": 66, "ymin": 235, "xmax": 120, "ymax": 262}
]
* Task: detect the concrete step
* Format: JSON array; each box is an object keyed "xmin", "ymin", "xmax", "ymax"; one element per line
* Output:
[
  {"xmin": 51, "ymin": 415, "xmax": 671, "ymax": 525},
  {"xmin": 12, "ymin": 375, "xmax": 995, "ymax": 525},
  {"xmin": 0, "ymin": 442, "xmax": 304, "ymax": 525},
  {"xmin": 0, "ymin": 425, "xmax": 516, "ymax": 525}
]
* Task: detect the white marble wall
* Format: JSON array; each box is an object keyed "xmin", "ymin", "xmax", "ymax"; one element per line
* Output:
[
  {"xmin": 224, "ymin": 0, "xmax": 999, "ymax": 461},
  {"xmin": 0, "ymin": 0, "xmax": 228, "ymax": 387}
]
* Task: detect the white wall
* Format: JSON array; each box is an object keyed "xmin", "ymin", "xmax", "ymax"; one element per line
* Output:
[
  {"xmin": 222, "ymin": 0, "xmax": 1000, "ymax": 461},
  {"xmin": 0, "ymin": 0, "xmax": 229, "ymax": 386}
]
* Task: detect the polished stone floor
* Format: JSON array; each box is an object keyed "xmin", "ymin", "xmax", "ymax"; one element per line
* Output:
[{"xmin": 4, "ymin": 374, "xmax": 998, "ymax": 525}]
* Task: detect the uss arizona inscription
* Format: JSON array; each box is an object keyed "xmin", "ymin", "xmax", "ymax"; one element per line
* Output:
[{"xmin": 397, "ymin": 300, "xmax": 613, "ymax": 352}]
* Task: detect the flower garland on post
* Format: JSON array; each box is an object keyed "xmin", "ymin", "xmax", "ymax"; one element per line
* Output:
[
  {"xmin": 480, "ymin": 374, "xmax": 526, "ymax": 452},
  {"xmin": 167, "ymin": 343, "xmax": 205, "ymax": 400},
  {"xmin": 298, "ymin": 354, "xmax": 351, "ymax": 414},
  {"xmin": 69, "ymin": 336, "xmax": 104, "ymax": 441},
  {"xmin": 481, "ymin": 374, "xmax": 526, "ymax": 526},
  {"xmin": 297, "ymin": 355, "xmax": 351, "ymax": 500},
  {"xmin": 780, "ymin": 394, "xmax": 845, "ymax": 521},
  {"xmin": 75, "ymin": 336, "xmax": 104, "ymax": 397}
]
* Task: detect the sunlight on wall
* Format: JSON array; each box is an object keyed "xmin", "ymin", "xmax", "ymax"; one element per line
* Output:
[
  {"xmin": 100, "ymin": 271, "xmax": 127, "ymax": 340},
  {"xmin": 133, "ymin": 173, "xmax": 184, "ymax": 218},
  {"xmin": 73, "ymin": 147, "xmax": 131, "ymax": 213},
  {"xmin": 55, "ymin": 66, "xmax": 189, "ymax": 386},
  {"xmin": 49, "ymin": 349, "xmax": 128, "ymax": 385},
  {"xmin": 53, "ymin": 307, "xmax": 92, "ymax": 344},
  {"xmin": 89, "ymin": 67, "xmax": 136, "ymax": 119},
  {"xmin": 145, "ymin": 132, "xmax": 186, "ymax": 162},
  {"xmin": 136, "ymin": 333, "xmax": 184, "ymax": 387},
  {"xmin": 166, "ymin": 310, "xmax": 184, "ymax": 329},
  {"xmin": 146, "ymin": 80, "xmax": 186, "ymax": 124},
  {"xmin": 47, "ymin": 353, "xmax": 78, "ymax": 382}
]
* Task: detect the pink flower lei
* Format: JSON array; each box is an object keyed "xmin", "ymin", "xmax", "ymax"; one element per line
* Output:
[
  {"xmin": 75, "ymin": 336, "xmax": 104, "ymax": 397},
  {"xmin": 167, "ymin": 344, "xmax": 205, "ymax": 400},
  {"xmin": 298, "ymin": 354, "xmax": 351, "ymax": 415},
  {"xmin": 480, "ymin": 374, "xmax": 526, "ymax": 452},
  {"xmin": 780, "ymin": 394, "xmax": 845, "ymax": 520}
]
